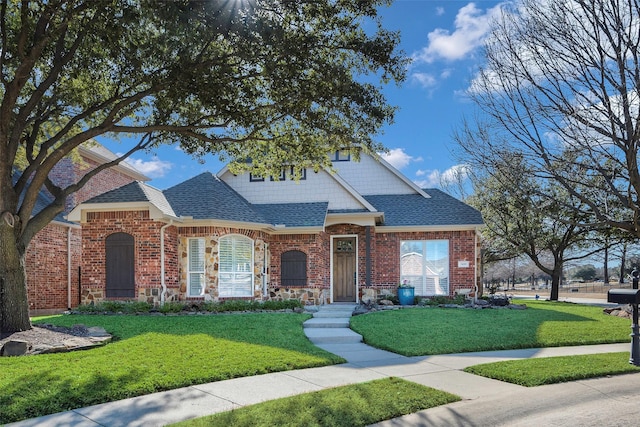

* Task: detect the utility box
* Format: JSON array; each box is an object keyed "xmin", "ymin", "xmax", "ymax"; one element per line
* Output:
[{"xmin": 608, "ymin": 289, "xmax": 640, "ymax": 304}]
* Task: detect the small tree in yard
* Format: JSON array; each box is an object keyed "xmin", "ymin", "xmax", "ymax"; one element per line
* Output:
[{"xmin": 0, "ymin": 0, "xmax": 407, "ymax": 333}]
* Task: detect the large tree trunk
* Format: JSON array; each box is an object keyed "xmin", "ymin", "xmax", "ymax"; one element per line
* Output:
[
  {"xmin": 620, "ymin": 244, "xmax": 627, "ymax": 284},
  {"xmin": 603, "ymin": 245, "xmax": 609, "ymax": 284},
  {"xmin": 0, "ymin": 221, "xmax": 31, "ymax": 334},
  {"xmin": 549, "ymin": 264, "xmax": 563, "ymax": 301}
]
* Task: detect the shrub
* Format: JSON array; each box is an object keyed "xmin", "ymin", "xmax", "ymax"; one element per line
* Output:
[
  {"xmin": 423, "ymin": 294, "xmax": 466, "ymax": 306},
  {"xmin": 77, "ymin": 300, "xmax": 153, "ymax": 314},
  {"xmin": 74, "ymin": 299, "xmax": 303, "ymax": 315},
  {"xmin": 158, "ymin": 301, "xmax": 185, "ymax": 313}
]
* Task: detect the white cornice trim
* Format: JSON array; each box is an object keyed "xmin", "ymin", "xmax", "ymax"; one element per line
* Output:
[
  {"xmin": 175, "ymin": 217, "xmax": 324, "ymax": 234},
  {"xmin": 66, "ymin": 202, "xmax": 178, "ymax": 223},
  {"xmin": 374, "ymin": 224, "xmax": 484, "ymax": 233},
  {"xmin": 325, "ymin": 211, "xmax": 381, "ymax": 227},
  {"xmin": 50, "ymin": 219, "xmax": 81, "ymax": 229}
]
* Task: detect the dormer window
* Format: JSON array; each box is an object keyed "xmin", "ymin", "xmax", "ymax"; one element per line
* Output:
[
  {"xmin": 332, "ymin": 150, "xmax": 350, "ymax": 162},
  {"xmin": 250, "ymin": 166, "xmax": 306, "ymax": 182},
  {"xmin": 249, "ymin": 173, "xmax": 265, "ymax": 182},
  {"xmin": 270, "ymin": 168, "xmax": 286, "ymax": 181}
]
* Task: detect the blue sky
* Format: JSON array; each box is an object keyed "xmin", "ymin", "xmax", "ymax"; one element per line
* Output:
[{"xmin": 98, "ymin": 1, "xmax": 504, "ymax": 191}]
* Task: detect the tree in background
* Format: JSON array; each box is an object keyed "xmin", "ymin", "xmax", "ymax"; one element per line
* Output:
[
  {"xmin": 459, "ymin": 0, "xmax": 640, "ymax": 247},
  {"xmin": 0, "ymin": 0, "xmax": 407, "ymax": 333},
  {"xmin": 461, "ymin": 149, "xmax": 604, "ymax": 300},
  {"xmin": 572, "ymin": 265, "xmax": 597, "ymax": 282}
]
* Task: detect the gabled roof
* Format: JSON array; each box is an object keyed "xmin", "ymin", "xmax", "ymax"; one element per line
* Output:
[
  {"xmin": 71, "ymin": 181, "xmax": 177, "ymax": 219},
  {"xmin": 364, "ymin": 189, "xmax": 483, "ymax": 228},
  {"xmin": 71, "ymin": 173, "xmax": 329, "ymax": 230},
  {"xmin": 164, "ymin": 173, "xmax": 263, "ymax": 223},
  {"xmin": 69, "ymin": 154, "xmax": 483, "ymax": 232}
]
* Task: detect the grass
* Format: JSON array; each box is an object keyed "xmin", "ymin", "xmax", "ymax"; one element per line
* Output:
[
  {"xmin": 350, "ymin": 300, "xmax": 631, "ymax": 356},
  {"xmin": 171, "ymin": 377, "xmax": 460, "ymax": 427},
  {"xmin": 0, "ymin": 313, "xmax": 344, "ymax": 424},
  {"xmin": 464, "ymin": 352, "xmax": 640, "ymax": 386},
  {"xmin": 2, "ymin": 300, "xmax": 634, "ymax": 424}
]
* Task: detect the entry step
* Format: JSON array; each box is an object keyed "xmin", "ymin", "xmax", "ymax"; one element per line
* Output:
[
  {"xmin": 303, "ymin": 318, "xmax": 350, "ymax": 328},
  {"xmin": 304, "ymin": 328, "xmax": 363, "ymax": 344}
]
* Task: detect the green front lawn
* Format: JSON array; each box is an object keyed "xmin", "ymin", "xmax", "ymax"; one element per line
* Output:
[
  {"xmin": 0, "ymin": 314, "xmax": 344, "ymax": 424},
  {"xmin": 350, "ymin": 300, "xmax": 630, "ymax": 356},
  {"xmin": 172, "ymin": 377, "xmax": 460, "ymax": 427},
  {"xmin": 465, "ymin": 352, "xmax": 640, "ymax": 386},
  {"xmin": 1, "ymin": 300, "xmax": 633, "ymax": 424}
]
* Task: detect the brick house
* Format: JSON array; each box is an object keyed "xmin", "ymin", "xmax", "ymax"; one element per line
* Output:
[
  {"xmin": 26, "ymin": 144, "xmax": 148, "ymax": 313},
  {"xmin": 68, "ymin": 150, "xmax": 484, "ymax": 306}
]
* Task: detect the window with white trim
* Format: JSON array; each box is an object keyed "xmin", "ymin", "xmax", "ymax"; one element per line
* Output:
[
  {"xmin": 188, "ymin": 238, "xmax": 206, "ymax": 297},
  {"xmin": 219, "ymin": 235, "xmax": 254, "ymax": 297},
  {"xmin": 400, "ymin": 240, "xmax": 449, "ymax": 296}
]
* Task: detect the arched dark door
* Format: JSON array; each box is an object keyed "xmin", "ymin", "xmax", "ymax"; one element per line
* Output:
[
  {"xmin": 105, "ymin": 232, "xmax": 135, "ymax": 298},
  {"xmin": 281, "ymin": 250, "xmax": 307, "ymax": 287}
]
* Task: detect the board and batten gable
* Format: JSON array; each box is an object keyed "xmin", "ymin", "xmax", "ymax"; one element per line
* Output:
[{"xmin": 219, "ymin": 166, "xmax": 369, "ymax": 211}]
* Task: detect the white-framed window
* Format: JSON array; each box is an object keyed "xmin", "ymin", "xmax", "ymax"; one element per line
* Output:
[
  {"xmin": 188, "ymin": 238, "xmax": 206, "ymax": 297},
  {"xmin": 219, "ymin": 235, "xmax": 254, "ymax": 297},
  {"xmin": 400, "ymin": 240, "xmax": 449, "ymax": 296}
]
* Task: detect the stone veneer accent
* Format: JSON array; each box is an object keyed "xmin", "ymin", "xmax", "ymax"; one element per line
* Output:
[{"xmin": 177, "ymin": 227, "xmax": 267, "ymax": 302}]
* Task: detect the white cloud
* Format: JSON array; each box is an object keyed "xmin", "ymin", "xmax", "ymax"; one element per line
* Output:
[
  {"xmin": 440, "ymin": 164, "xmax": 470, "ymax": 185},
  {"xmin": 125, "ymin": 156, "xmax": 173, "ymax": 178},
  {"xmin": 413, "ymin": 164, "xmax": 470, "ymax": 188},
  {"xmin": 436, "ymin": 6, "xmax": 445, "ymax": 16},
  {"xmin": 414, "ymin": 2, "xmax": 504, "ymax": 63},
  {"xmin": 412, "ymin": 72, "xmax": 437, "ymax": 88},
  {"xmin": 379, "ymin": 148, "xmax": 422, "ymax": 170}
]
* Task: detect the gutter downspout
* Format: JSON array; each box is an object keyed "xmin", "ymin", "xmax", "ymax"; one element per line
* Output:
[
  {"xmin": 262, "ymin": 242, "xmax": 269, "ymax": 297},
  {"xmin": 474, "ymin": 228, "xmax": 479, "ymax": 304},
  {"xmin": 67, "ymin": 226, "xmax": 72, "ymax": 310},
  {"xmin": 160, "ymin": 220, "xmax": 174, "ymax": 305}
]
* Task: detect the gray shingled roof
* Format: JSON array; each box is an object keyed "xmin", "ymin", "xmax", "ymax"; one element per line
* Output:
[
  {"xmin": 164, "ymin": 173, "xmax": 266, "ymax": 223},
  {"xmin": 364, "ymin": 189, "xmax": 483, "ymax": 227},
  {"xmin": 83, "ymin": 181, "xmax": 177, "ymax": 217},
  {"xmin": 254, "ymin": 203, "xmax": 328, "ymax": 227},
  {"xmin": 13, "ymin": 168, "xmax": 69, "ymax": 223},
  {"xmin": 80, "ymin": 175, "xmax": 482, "ymax": 229}
]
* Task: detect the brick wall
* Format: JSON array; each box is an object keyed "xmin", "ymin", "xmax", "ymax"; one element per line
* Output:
[
  {"xmin": 25, "ymin": 223, "xmax": 81, "ymax": 312},
  {"xmin": 50, "ymin": 156, "xmax": 139, "ymax": 213},
  {"xmin": 370, "ymin": 230, "xmax": 479, "ymax": 296},
  {"xmin": 26, "ymin": 150, "xmax": 141, "ymax": 311},
  {"xmin": 80, "ymin": 212, "xmax": 480, "ymax": 306},
  {"xmin": 81, "ymin": 210, "xmax": 178, "ymax": 305}
]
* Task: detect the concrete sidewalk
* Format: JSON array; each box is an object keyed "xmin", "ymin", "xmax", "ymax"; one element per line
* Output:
[{"xmin": 8, "ymin": 341, "xmax": 632, "ymax": 427}]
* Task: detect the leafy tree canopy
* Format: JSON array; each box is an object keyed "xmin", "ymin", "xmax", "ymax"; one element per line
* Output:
[{"xmin": 0, "ymin": 0, "xmax": 407, "ymax": 333}]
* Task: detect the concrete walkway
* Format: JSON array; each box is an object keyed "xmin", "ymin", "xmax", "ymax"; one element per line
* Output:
[{"xmin": 7, "ymin": 303, "xmax": 638, "ymax": 427}]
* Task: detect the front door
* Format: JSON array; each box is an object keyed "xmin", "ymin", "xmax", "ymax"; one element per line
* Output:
[{"xmin": 333, "ymin": 237, "xmax": 356, "ymax": 302}]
